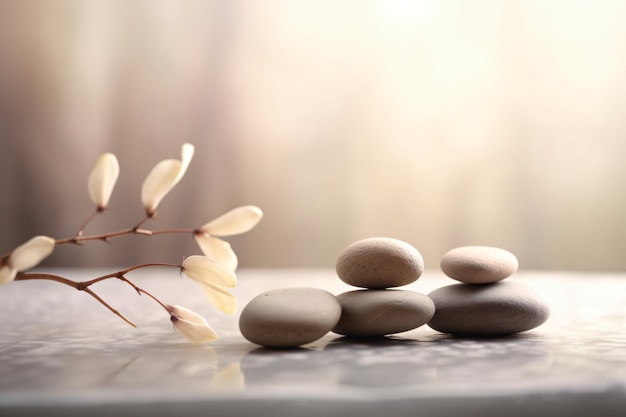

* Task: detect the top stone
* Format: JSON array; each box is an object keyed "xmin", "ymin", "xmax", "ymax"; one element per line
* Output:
[
  {"xmin": 336, "ymin": 237, "xmax": 424, "ymax": 289},
  {"xmin": 440, "ymin": 246, "xmax": 518, "ymax": 284}
]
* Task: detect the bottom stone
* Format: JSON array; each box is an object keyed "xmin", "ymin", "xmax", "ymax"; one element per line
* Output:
[
  {"xmin": 427, "ymin": 281, "xmax": 550, "ymax": 336},
  {"xmin": 332, "ymin": 289, "xmax": 435, "ymax": 337},
  {"xmin": 239, "ymin": 287, "xmax": 342, "ymax": 348}
]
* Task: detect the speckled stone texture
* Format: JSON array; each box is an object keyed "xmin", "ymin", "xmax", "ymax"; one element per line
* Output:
[{"xmin": 336, "ymin": 237, "xmax": 424, "ymax": 289}]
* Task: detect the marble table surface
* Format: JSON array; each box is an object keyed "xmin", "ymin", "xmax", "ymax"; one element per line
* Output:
[{"xmin": 0, "ymin": 268, "xmax": 625, "ymax": 416}]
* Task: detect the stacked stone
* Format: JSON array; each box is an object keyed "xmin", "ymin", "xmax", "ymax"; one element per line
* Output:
[
  {"xmin": 427, "ymin": 246, "xmax": 550, "ymax": 336},
  {"xmin": 238, "ymin": 237, "xmax": 434, "ymax": 348},
  {"xmin": 238, "ymin": 242, "xmax": 551, "ymax": 348},
  {"xmin": 332, "ymin": 237, "xmax": 435, "ymax": 337}
]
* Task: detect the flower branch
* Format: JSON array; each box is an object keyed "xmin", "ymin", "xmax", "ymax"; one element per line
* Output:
[{"xmin": 1, "ymin": 143, "xmax": 263, "ymax": 344}]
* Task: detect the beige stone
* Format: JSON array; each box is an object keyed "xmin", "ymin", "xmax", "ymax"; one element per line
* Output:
[
  {"xmin": 239, "ymin": 287, "xmax": 341, "ymax": 348},
  {"xmin": 440, "ymin": 246, "xmax": 518, "ymax": 284},
  {"xmin": 427, "ymin": 281, "xmax": 550, "ymax": 336},
  {"xmin": 332, "ymin": 289, "xmax": 435, "ymax": 337},
  {"xmin": 336, "ymin": 237, "xmax": 424, "ymax": 289}
]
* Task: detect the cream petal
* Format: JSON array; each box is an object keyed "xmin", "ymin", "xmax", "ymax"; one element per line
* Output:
[
  {"xmin": 182, "ymin": 255, "xmax": 236, "ymax": 288},
  {"xmin": 140, "ymin": 159, "xmax": 182, "ymax": 215},
  {"xmin": 140, "ymin": 143, "xmax": 195, "ymax": 216},
  {"xmin": 176, "ymin": 143, "xmax": 194, "ymax": 182},
  {"xmin": 200, "ymin": 206, "xmax": 263, "ymax": 237},
  {"xmin": 9, "ymin": 236, "xmax": 55, "ymax": 272},
  {"xmin": 173, "ymin": 319, "xmax": 218, "ymax": 344},
  {"xmin": 199, "ymin": 282, "xmax": 238, "ymax": 314},
  {"xmin": 0, "ymin": 265, "xmax": 17, "ymax": 285},
  {"xmin": 168, "ymin": 304, "xmax": 207, "ymax": 324},
  {"xmin": 169, "ymin": 305, "xmax": 218, "ymax": 344},
  {"xmin": 87, "ymin": 153, "xmax": 119, "ymax": 210},
  {"xmin": 193, "ymin": 235, "xmax": 238, "ymax": 271}
]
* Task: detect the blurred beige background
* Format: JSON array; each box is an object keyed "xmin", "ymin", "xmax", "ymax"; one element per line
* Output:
[{"xmin": 1, "ymin": 0, "xmax": 625, "ymax": 271}]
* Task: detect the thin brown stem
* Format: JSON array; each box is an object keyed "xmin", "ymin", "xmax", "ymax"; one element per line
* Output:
[
  {"xmin": 142, "ymin": 228, "xmax": 196, "ymax": 236},
  {"xmin": 55, "ymin": 223, "xmax": 194, "ymax": 246},
  {"xmin": 75, "ymin": 209, "xmax": 102, "ymax": 237},
  {"xmin": 15, "ymin": 272, "xmax": 137, "ymax": 327},
  {"xmin": 79, "ymin": 287, "xmax": 137, "ymax": 327},
  {"xmin": 133, "ymin": 215, "xmax": 152, "ymax": 230},
  {"xmin": 15, "ymin": 263, "xmax": 181, "ymax": 326},
  {"xmin": 117, "ymin": 275, "xmax": 172, "ymax": 314},
  {"xmin": 55, "ymin": 227, "xmax": 137, "ymax": 245},
  {"xmin": 80, "ymin": 262, "xmax": 181, "ymax": 287}
]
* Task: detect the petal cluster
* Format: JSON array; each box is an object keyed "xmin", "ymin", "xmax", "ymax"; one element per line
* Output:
[
  {"xmin": 141, "ymin": 143, "xmax": 195, "ymax": 216},
  {"xmin": 0, "ymin": 236, "xmax": 55, "ymax": 285},
  {"xmin": 87, "ymin": 153, "xmax": 119, "ymax": 211},
  {"xmin": 182, "ymin": 255, "xmax": 238, "ymax": 314},
  {"xmin": 168, "ymin": 304, "xmax": 218, "ymax": 344},
  {"xmin": 194, "ymin": 206, "xmax": 263, "ymax": 271}
]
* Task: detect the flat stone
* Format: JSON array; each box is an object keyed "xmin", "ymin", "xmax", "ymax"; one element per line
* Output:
[
  {"xmin": 427, "ymin": 281, "xmax": 550, "ymax": 336},
  {"xmin": 336, "ymin": 237, "xmax": 424, "ymax": 289},
  {"xmin": 440, "ymin": 246, "xmax": 518, "ymax": 284},
  {"xmin": 332, "ymin": 289, "xmax": 435, "ymax": 337},
  {"xmin": 239, "ymin": 287, "xmax": 341, "ymax": 348}
]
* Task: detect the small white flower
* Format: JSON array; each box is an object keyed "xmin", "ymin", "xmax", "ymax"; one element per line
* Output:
[
  {"xmin": 141, "ymin": 143, "xmax": 194, "ymax": 216},
  {"xmin": 168, "ymin": 304, "xmax": 218, "ymax": 344},
  {"xmin": 182, "ymin": 255, "xmax": 238, "ymax": 314},
  {"xmin": 87, "ymin": 153, "xmax": 120, "ymax": 211},
  {"xmin": 0, "ymin": 235, "xmax": 55, "ymax": 285},
  {"xmin": 194, "ymin": 206, "xmax": 263, "ymax": 271}
]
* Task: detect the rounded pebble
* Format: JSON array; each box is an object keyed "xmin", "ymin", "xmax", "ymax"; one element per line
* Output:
[
  {"xmin": 239, "ymin": 287, "xmax": 341, "ymax": 348},
  {"xmin": 427, "ymin": 281, "xmax": 550, "ymax": 336},
  {"xmin": 440, "ymin": 246, "xmax": 518, "ymax": 284},
  {"xmin": 336, "ymin": 237, "xmax": 424, "ymax": 289},
  {"xmin": 332, "ymin": 289, "xmax": 435, "ymax": 337}
]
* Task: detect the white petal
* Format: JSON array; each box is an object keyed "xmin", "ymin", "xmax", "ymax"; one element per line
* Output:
[
  {"xmin": 193, "ymin": 234, "xmax": 238, "ymax": 271},
  {"xmin": 177, "ymin": 143, "xmax": 194, "ymax": 183},
  {"xmin": 9, "ymin": 236, "xmax": 55, "ymax": 272},
  {"xmin": 199, "ymin": 282, "xmax": 238, "ymax": 314},
  {"xmin": 87, "ymin": 153, "xmax": 119, "ymax": 210},
  {"xmin": 200, "ymin": 206, "xmax": 263, "ymax": 237},
  {"xmin": 140, "ymin": 143, "xmax": 195, "ymax": 215},
  {"xmin": 141, "ymin": 159, "xmax": 182, "ymax": 215},
  {"xmin": 173, "ymin": 319, "xmax": 218, "ymax": 344},
  {"xmin": 182, "ymin": 255, "xmax": 236, "ymax": 288},
  {"xmin": 0, "ymin": 265, "xmax": 17, "ymax": 285},
  {"xmin": 169, "ymin": 305, "xmax": 218, "ymax": 343},
  {"xmin": 168, "ymin": 304, "xmax": 207, "ymax": 324}
]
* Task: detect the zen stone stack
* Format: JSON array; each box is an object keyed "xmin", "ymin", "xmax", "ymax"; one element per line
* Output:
[
  {"xmin": 333, "ymin": 237, "xmax": 435, "ymax": 337},
  {"xmin": 428, "ymin": 246, "xmax": 550, "ymax": 336}
]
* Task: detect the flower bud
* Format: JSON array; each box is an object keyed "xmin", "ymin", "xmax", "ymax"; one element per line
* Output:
[
  {"xmin": 169, "ymin": 304, "xmax": 218, "ymax": 344},
  {"xmin": 1, "ymin": 235, "xmax": 55, "ymax": 285},
  {"xmin": 87, "ymin": 153, "xmax": 119, "ymax": 210},
  {"xmin": 9, "ymin": 235, "xmax": 55, "ymax": 272},
  {"xmin": 141, "ymin": 143, "xmax": 194, "ymax": 216}
]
